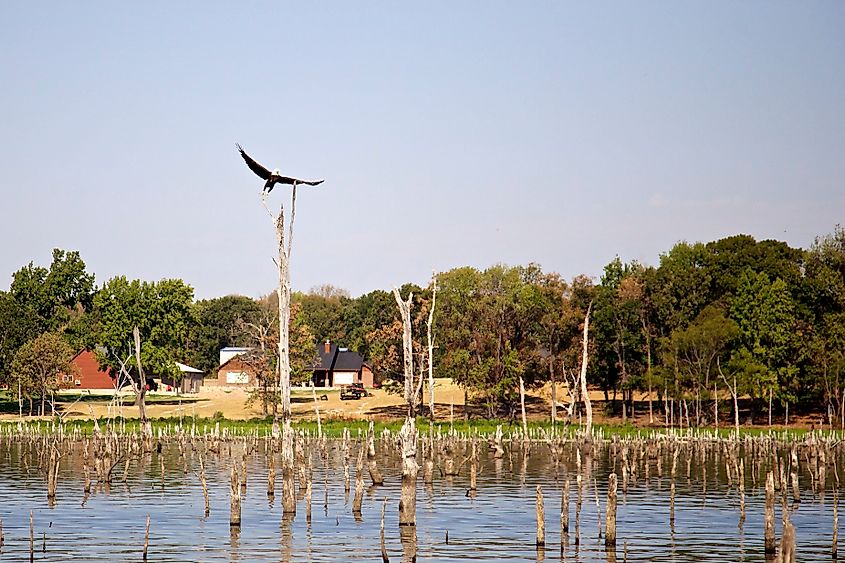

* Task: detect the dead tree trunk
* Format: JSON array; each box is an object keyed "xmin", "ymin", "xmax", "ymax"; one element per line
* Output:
[
  {"xmin": 131, "ymin": 327, "xmax": 152, "ymax": 445},
  {"xmin": 367, "ymin": 421, "xmax": 384, "ymax": 486},
  {"xmin": 427, "ymin": 271, "xmax": 437, "ymax": 421},
  {"xmin": 394, "ymin": 286, "xmax": 420, "ymax": 527},
  {"xmin": 262, "ymin": 186, "xmax": 297, "ymax": 422},
  {"xmin": 393, "ymin": 288, "xmax": 416, "ymax": 418},
  {"xmin": 398, "ymin": 417, "xmax": 419, "ymax": 527},
  {"xmin": 579, "ymin": 304, "xmax": 593, "ymax": 437},
  {"xmin": 262, "ymin": 185, "xmax": 300, "ymax": 512}
]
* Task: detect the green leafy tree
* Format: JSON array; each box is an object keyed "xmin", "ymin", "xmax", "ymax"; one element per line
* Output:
[
  {"xmin": 730, "ymin": 269, "xmax": 798, "ymax": 423},
  {"xmin": 92, "ymin": 276, "xmax": 194, "ymax": 384},
  {"xmin": 11, "ymin": 332, "xmax": 77, "ymax": 416},
  {"xmin": 663, "ymin": 305, "xmax": 738, "ymax": 425},
  {"xmin": 10, "ymin": 249, "xmax": 94, "ymax": 333},
  {"xmin": 187, "ymin": 295, "xmax": 261, "ymax": 373},
  {"xmin": 0, "ymin": 291, "xmax": 39, "ymax": 384}
]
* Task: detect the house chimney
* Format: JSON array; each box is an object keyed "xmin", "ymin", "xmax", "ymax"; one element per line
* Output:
[{"xmin": 324, "ymin": 339, "xmax": 330, "ymax": 354}]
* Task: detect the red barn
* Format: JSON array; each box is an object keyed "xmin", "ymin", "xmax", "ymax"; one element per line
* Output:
[{"xmin": 66, "ymin": 349, "xmax": 118, "ymax": 391}]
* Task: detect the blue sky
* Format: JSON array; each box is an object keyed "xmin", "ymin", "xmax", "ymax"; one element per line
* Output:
[{"xmin": 1, "ymin": 2, "xmax": 843, "ymax": 299}]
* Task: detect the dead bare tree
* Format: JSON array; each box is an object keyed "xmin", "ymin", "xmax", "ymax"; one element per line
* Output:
[
  {"xmin": 426, "ymin": 271, "xmax": 438, "ymax": 421},
  {"xmin": 579, "ymin": 304, "xmax": 593, "ymax": 437},
  {"xmin": 261, "ymin": 182, "xmax": 306, "ymax": 515},
  {"xmin": 393, "ymin": 287, "xmax": 420, "ymax": 527},
  {"xmin": 261, "ymin": 187, "xmax": 297, "ymax": 426}
]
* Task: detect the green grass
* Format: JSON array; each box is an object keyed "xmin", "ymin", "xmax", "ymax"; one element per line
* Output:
[{"xmin": 0, "ymin": 413, "xmax": 837, "ymax": 440}]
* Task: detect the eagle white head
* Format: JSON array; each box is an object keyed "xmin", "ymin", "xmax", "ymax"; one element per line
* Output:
[{"xmin": 272, "ymin": 168, "xmax": 281, "ymax": 176}]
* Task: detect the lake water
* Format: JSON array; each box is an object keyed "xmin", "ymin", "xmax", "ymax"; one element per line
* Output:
[{"xmin": 0, "ymin": 434, "xmax": 841, "ymax": 562}]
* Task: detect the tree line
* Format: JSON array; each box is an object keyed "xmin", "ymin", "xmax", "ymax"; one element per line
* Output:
[{"xmin": 1, "ymin": 228, "xmax": 843, "ymax": 426}]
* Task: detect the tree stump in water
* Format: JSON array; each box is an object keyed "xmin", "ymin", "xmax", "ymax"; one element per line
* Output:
[
  {"xmin": 352, "ymin": 442, "xmax": 365, "ymax": 516},
  {"xmin": 764, "ymin": 471, "xmax": 776, "ymax": 555},
  {"xmin": 398, "ymin": 417, "xmax": 419, "ymax": 527},
  {"xmin": 606, "ymin": 473, "xmax": 617, "ymax": 547},
  {"xmin": 281, "ymin": 420, "xmax": 296, "ymax": 515},
  {"xmin": 367, "ymin": 421, "xmax": 384, "ymax": 486},
  {"xmin": 536, "ymin": 485, "xmax": 545, "ymax": 547},
  {"xmin": 229, "ymin": 467, "xmax": 241, "ymax": 528}
]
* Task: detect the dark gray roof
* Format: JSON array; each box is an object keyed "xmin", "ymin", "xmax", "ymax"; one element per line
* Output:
[
  {"xmin": 314, "ymin": 343, "xmax": 338, "ymax": 371},
  {"xmin": 312, "ymin": 343, "xmax": 369, "ymax": 372},
  {"xmin": 333, "ymin": 349, "xmax": 367, "ymax": 371}
]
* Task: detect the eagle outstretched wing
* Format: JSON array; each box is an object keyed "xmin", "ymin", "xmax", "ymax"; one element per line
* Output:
[
  {"xmin": 236, "ymin": 144, "xmax": 271, "ymax": 181},
  {"xmin": 276, "ymin": 176, "xmax": 325, "ymax": 187}
]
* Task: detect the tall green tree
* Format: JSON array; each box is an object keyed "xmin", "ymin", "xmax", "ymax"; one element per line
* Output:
[
  {"xmin": 730, "ymin": 269, "xmax": 798, "ymax": 423},
  {"xmin": 92, "ymin": 276, "xmax": 194, "ymax": 383},
  {"xmin": 0, "ymin": 291, "xmax": 39, "ymax": 384},
  {"xmin": 187, "ymin": 295, "xmax": 261, "ymax": 373},
  {"xmin": 10, "ymin": 249, "xmax": 95, "ymax": 333},
  {"xmin": 11, "ymin": 332, "xmax": 77, "ymax": 416}
]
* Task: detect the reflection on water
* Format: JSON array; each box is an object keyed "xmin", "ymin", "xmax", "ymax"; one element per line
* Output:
[{"xmin": 0, "ymin": 435, "xmax": 841, "ymax": 561}]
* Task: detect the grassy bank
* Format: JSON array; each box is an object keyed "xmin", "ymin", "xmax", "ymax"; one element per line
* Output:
[{"xmin": 1, "ymin": 414, "xmax": 838, "ymax": 441}]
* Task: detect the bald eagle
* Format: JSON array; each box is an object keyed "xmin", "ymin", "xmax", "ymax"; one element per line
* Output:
[{"xmin": 236, "ymin": 144, "xmax": 324, "ymax": 193}]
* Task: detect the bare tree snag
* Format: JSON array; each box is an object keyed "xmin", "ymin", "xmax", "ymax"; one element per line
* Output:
[
  {"xmin": 605, "ymin": 473, "xmax": 618, "ymax": 547},
  {"xmin": 536, "ymin": 485, "xmax": 545, "ymax": 547},
  {"xmin": 261, "ymin": 185, "xmax": 298, "ymax": 426},
  {"xmin": 230, "ymin": 466, "xmax": 241, "ymax": 528},
  {"xmin": 281, "ymin": 420, "xmax": 296, "ymax": 514},
  {"xmin": 392, "ymin": 288, "xmax": 416, "ymax": 418},
  {"xmin": 367, "ymin": 421, "xmax": 384, "ymax": 486},
  {"xmin": 352, "ymin": 442, "xmax": 365, "ymax": 516},
  {"xmin": 519, "ymin": 376, "xmax": 528, "ymax": 436},
  {"xmin": 128, "ymin": 327, "xmax": 152, "ymax": 444},
  {"xmin": 261, "ymin": 183, "xmax": 302, "ymax": 515},
  {"xmin": 764, "ymin": 471, "xmax": 776, "ymax": 554},
  {"xmin": 427, "ymin": 271, "xmax": 437, "ymax": 421},
  {"xmin": 579, "ymin": 304, "xmax": 593, "ymax": 437},
  {"xmin": 398, "ymin": 417, "xmax": 419, "ymax": 527}
]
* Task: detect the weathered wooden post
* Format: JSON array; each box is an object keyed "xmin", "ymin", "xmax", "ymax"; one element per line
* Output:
[
  {"xmin": 670, "ymin": 481, "xmax": 676, "ymax": 531},
  {"xmin": 536, "ymin": 485, "xmax": 545, "ymax": 547},
  {"xmin": 833, "ymin": 493, "xmax": 839, "ymax": 560},
  {"xmin": 143, "ymin": 514, "xmax": 150, "ymax": 562},
  {"xmin": 29, "ymin": 511, "xmax": 34, "ymax": 563},
  {"xmin": 790, "ymin": 447, "xmax": 800, "ymax": 505},
  {"xmin": 398, "ymin": 417, "xmax": 419, "ymax": 527},
  {"xmin": 199, "ymin": 454, "xmax": 210, "ymax": 517},
  {"xmin": 46, "ymin": 446, "xmax": 60, "ymax": 504},
  {"xmin": 561, "ymin": 479, "xmax": 570, "ymax": 538},
  {"xmin": 468, "ymin": 439, "xmax": 478, "ymax": 492},
  {"xmin": 367, "ymin": 421, "xmax": 384, "ymax": 486},
  {"xmin": 380, "ymin": 497, "xmax": 390, "ymax": 563},
  {"xmin": 575, "ymin": 474, "xmax": 583, "ymax": 545},
  {"xmin": 281, "ymin": 424, "xmax": 296, "ymax": 514},
  {"xmin": 352, "ymin": 443, "xmax": 365, "ymax": 516},
  {"xmin": 305, "ymin": 479, "xmax": 313, "ymax": 524},
  {"xmin": 738, "ymin": 458, "xmax": 746, "ymax": 528},
  {"xmin": 606, "ymin": 473, "xmax": 617, "ymax": 547},
  {"xmin": 781, "ymin": 519, "xmax": 796, "ymax": 563},
  {"xmin": 342, "ymin": 427, "xmax": 351, "ymax": 494},
  {"xmin": 267, "ymin": 454, "xmax": 276, "ymax": 498},
  {"xmin": 230, "ymin": 466, "xmax": 241, "ymax": 528},
  {"xmin": 765, "ymin": 471, "xmax": 776, "ymax": 555}
]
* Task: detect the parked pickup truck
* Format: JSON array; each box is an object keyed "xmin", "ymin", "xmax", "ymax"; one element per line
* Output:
[{"xmin": 340, "ymin": 383, "xmax": 367, "ymax": 400}]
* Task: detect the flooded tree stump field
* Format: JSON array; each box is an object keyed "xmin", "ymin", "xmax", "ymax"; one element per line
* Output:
[{"xmin": 0, "ymin": 422, "xmax": 841, "ymax": 562}]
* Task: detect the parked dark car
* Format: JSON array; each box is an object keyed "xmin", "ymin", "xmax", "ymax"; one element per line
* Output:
[{"xmin": 340, "ymin": 383, "xmax": 367, "ymax": 400}]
